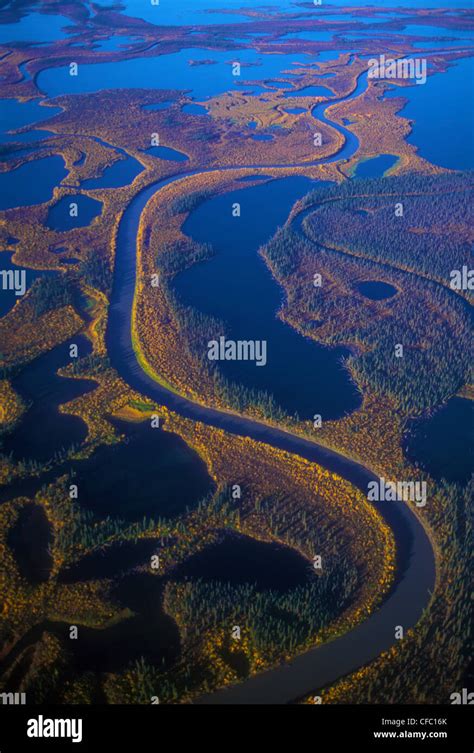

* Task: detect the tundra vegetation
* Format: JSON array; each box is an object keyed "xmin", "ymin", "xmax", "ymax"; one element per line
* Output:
[{"xmin": 0, "ymin": 0, "xmax": 472, "ymax": 706}]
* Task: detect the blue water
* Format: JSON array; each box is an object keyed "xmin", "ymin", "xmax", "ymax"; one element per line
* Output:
[
  {"xmin": 0, "ymin": 156, "xmax": 67, "ymax": 209},
  {"xmin": 401, "ymin": 25, "xmax": 474, "ymax": 40},
  {"xmin": 405, "ymin": 397, "xmax": 474, "ymax": 483},
  {"xmin": 414, "ymin": 39, "xmax": 474, "ymax": 48},
  {"xmin": 250, "ymin": 134, "xmax": 273, "ymax": 141},
  {"xmin": 317, "ymin": 50, "xmax": 352, "ymax": 63},
  {"xmin": 321, "ymin": 0, "xmax": 474, "ymax": 7},
  {"xmin": 92, "ymin": 0, "xmax": 474, "ymax": 26},
  {"xmin": 284, "ymin": 107, "xmax": 307, "ymax": 114},
  {"xmin": 92, "ymin": 0, "xmax": 253, "ymax": 26},
  {"xmin": 353, "ymin": 154, "xmax": 399, "ymax": 178},
  {"xmin": 37, "ymin": 47, "xmax": 315, "ymax": 101},
  {"xmin": 0, "ymin": 100, "xmax": 61, "ymax": 143},
  {"xmin": 46, "ymin": 195, "xmax": 103, "ymax": 231},
  {"xmin": 385, "ymin": 56, "xmax": 474, "ymax": 170},
  {"xmin": 174, "ymin": 177, "xmax": 361, "ymax": 420},
  {"xmin": 182, "ymin": 103, "xmax": 209, "ymax": 115},
  {"xmin": 0, "ymin": 12, "xmax": 72, "ymax": 44},
  {"xmin": 145, "ymin": 145, "xmax": 189, "ymax": 161},
  {"xmin": 80, "ymin": 157, "xmax": 143, "ymax": 189},
  {"xmin": 1, "ymin": 129, "xmax": 55, "ymax": 145},
  {"xmin": 142, "ymin": 101, "xmax": 173, "ymax": 111},
  {"xmin": 279, "ymin": 30, "xmax": 336, "ymax": 43}
]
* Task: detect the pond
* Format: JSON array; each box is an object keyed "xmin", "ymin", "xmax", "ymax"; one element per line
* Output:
[
  {"xmin": 80, "ymin": 156, "xmax": 143, "ymax": 189},
  {"xmin": 70, "ymin": 417, "xmax": 214, "ymax": 522},
  {"xmin": 352, "ymin": 154, "xmax": 399, "ymax": 178},
  {"xmin": 145, "ymin": 145, "xmax": 189, "ymax": 162},
  {"xmin": 356, "ymin": 280, "xmax": 398, "ymax": 301},
  {"xmin": 46, "ymin": 194, "xmax": 103, "ymax": 230},
  {"xmin": 171, "ymin": 531, "xmax": 313, "ymax": 592}
]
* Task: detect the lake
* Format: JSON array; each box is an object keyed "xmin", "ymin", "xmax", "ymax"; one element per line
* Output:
[{"xmin": 174, "ymin": 176, "xmax": 362, "ymax": 420}]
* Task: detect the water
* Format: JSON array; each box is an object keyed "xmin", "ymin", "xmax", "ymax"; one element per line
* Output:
[
  {"xmin": 182, "ymin": 103, "xmax": 209, "ymax": 115},
  {"xmin": 279, "ymin": 30, "xmax": 336, "ymax": 43},
  {"xmin": 320, "ymin": 0, "xmax": 474, "ymax": 7},
  {"xmin": 70, "ymin": 418, "xmax": 214, "ymax": 521},
  {"xmin": 401, "ymin": 25, "xmax": 474, "ymax": 40},
  {"xmin": 0, "ymin": 155, "xmax": 67, "ymax": 209},
  {"xmin": 1, "ymin": 337, "xmax": 95, "ymax": 463},
  {"xmin": 46, "ymin": 195, "xmax": 103, "ymax": 230},
  {"xmin": 145, "ymin": 145, "xmax": 189, "ymax": 161},
  {"xmin": 37, "ymin": 47, "xmax": 317, "ymax": 101},
  {"xmin": 142, "ymin": 101, "xmax": 174, "ymax": 111},
  {"xmin": 0, "ymin": 12, "xmax": 72, "ymax": 45},
  {"xmin": 405, "ymin": 397, "xmax": 474, "ymax": 483},
  {"xmin": 93, "ymin": 0, "xmax": 253, "ymax": 26},
  {"xmin": 356, "ymin": 280, "xmax": 398, "ymax": 301},
  {"xmin": 172, "ymin": 531, "xmax": 312, "ymax": 592},
  {"xmin": 0, "ymin": 99, "xmax": 61, "ymax": 143},
  {"xmin": 0, "ymin": 129, "xmax": 55, "ymax": 145},
  {"xmin": 40, "ymin": 573, "xmax": 180, "ymax": 675},
  {"xmin": 385, "ymin": 56, "xmax": 474, "ymax": 170},
  {"xmin": 80, "ymin": 156, "xmax": 143, "ymax": 189},
  {"xmin": 60, "ymin": 539, "xmax": 163, "ymax": 583},
  {"xmin": 7, "ymin": 504, "xmax": 53, "ymax": 584},
  {"xmin": 353, "ymin": 154, "xmax": 399, "ymax": 178},
  {"xmin": 174, "ymin": 177, "xmax": 361, "ymax": 420}
]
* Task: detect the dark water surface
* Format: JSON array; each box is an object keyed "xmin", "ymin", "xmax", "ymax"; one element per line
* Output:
[
  {"xmin": 46, "ymin": 194, "xmax": 103, "ymax": 230},
  {"xmin": 175, "ymin": 177, "xmax": 362, "ymax": 420},
  {"xmin": 1, "ymin": 337, "xmax": 95, "ymax": 463},
  {"xmin": 356, "ymin": 280, "xmax": 398, "ymax": 300},
  {"xmin": 405, "ymin": 397, "xmax": 474, "ymax": 483},
  {"xmin": 71, "ymin": 418, "xmax": 214, "ymax": 522},
  {"xmin": 172, "ymin": 531, "xmax": 312, "ymax": 592}
]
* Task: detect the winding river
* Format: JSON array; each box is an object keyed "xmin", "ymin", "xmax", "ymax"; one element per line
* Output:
[{"xmin": 106, "ymin": 71, "xmax": 436, "ymax": 704}]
